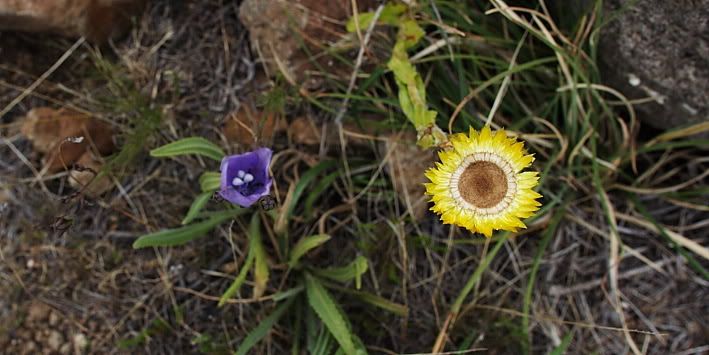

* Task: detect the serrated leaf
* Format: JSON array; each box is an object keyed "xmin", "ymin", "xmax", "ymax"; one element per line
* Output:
[
  {"xmin": 305, "ymin": 274, "xmax": 355, "ymax": 355},
  {"xmin": 199, "ymin": 171, "xmax": 221, "ymax": 192},
  {"xmin": 132, "ymin": 209, "xmax": 242, "ymax": 248},
  {"xmin": 234, "ymin": 297, "xmax": 294, "ymax": 355},
  {"xmin": 150, "ymin": 137, "xmax": 225, "ymax": 161},
  {"xmin": 181, "ymin": 192, "xmax": 212, "ymax": 225},
  {"xmin": 289, "ymin": 234, "xmax": 331, "ymax": 268},
  {"xmin": 312, "ymin": 256, "xmax": 368, "ymax": 287}
]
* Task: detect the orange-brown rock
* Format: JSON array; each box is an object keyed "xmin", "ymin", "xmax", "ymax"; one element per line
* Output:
[
  {"xmin": 239, "ymin": 0, "xmax": 378, "ymax": 88},
  {"xmin": 380, "ymin": 133, "xmax": 436, "ymax": 220},
  {"xmin": 68, "ymin": 151, "xmax": 113, "ymax": 197},
  {"xmin": 20, "ymin": 107, "xmax": 115, "ymax": 173},
  {"xmin": 288, "ymin": 116, "xmax": 322, "ymax": 146},
  {"xmin": 0, "ymin": 0, "xmax": 145, "ymax": 42},
  {"xmin": 223, "ymin": 104, "xmax": 286, "ymax": 146}
]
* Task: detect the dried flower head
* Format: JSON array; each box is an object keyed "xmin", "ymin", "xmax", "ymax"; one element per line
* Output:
[
  {"xmin": 425, "ymin": 126, "xmax": 542, "ymax": 237},
  {"xmin": 219, "ymin": 148, "xmax": 273, "ymax": 207}
]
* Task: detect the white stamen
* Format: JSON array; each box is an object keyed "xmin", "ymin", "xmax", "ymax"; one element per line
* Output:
[
  {"xmin": 243, "ymin": 173, "xmax": 254, "ymax": 183},
  {"xmin": 237, "ymin": 170, "xmax": 246, "ymax": 178},
  {"xmin": 232, "ymin": 177, "xmax": 244, "ymax": 186},
  {"xmin": 66, "ymin": 136, "xmax": 84, "ymax": 143}
]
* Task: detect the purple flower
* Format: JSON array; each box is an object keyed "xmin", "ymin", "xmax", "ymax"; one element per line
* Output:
[{"xmin": 219, "ymin": 148, "xmax": 273, "ymax": 207}]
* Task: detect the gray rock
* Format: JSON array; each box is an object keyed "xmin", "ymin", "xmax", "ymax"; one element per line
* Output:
[{"xmin": 599, "ymin": 0, "xmax": 709, "ymax": 131}]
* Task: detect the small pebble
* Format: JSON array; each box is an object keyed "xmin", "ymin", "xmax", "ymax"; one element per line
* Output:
[
  {"xmin": 47, "ymin": 330, "xmax": 64, "ymax": 351},
  {"xmin": 49, "ymin": 312, "xmax": 60, "ymax": 326}
]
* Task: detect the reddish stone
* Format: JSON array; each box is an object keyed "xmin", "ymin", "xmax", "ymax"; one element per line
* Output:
[
  {"xmin": 239, "ymin": 0, "xmax": 379, "ymax": 88},
  {"xmin": 0, "ymin": 0, "xmax": 144, "ymax": 42}
]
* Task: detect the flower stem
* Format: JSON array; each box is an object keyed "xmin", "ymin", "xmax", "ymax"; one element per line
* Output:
[
  {"xmin": 451, "ymin": 235, "xmax": 506, "ymax": 314},
  {"xmin": 432, "ymin": 234, "xmax": 507, "ymax": 353}
]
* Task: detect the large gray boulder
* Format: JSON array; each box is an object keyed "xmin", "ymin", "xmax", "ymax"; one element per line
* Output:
[{"xmin": 599, "ymin": 0, "xmax": 709, "ymax": 131}]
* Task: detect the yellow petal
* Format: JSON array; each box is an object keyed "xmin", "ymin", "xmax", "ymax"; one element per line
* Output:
[{"xmin": 424, "ymin": 125, "xmax": 542, "ymax": 237}]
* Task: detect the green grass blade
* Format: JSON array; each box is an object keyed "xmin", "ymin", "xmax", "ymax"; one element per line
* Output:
[
  {"xmin": 549, "ymin": 332, "xmax": 574, "ymax": 355},
  {"xmin": 451, "ymin": 236, "xmax": 507, "ymax": 314},
  {"xmin": 305, "ymin": 273, "xmax": 356, "ymax": 355},
  {"xmin": 287, "ymin": 160, "xmax": 337, "ymax": 218},
  {"xmin": 181, "ymin": 191, "xmax": 213, "ymax": 225},
  {"xmin": 234, "ymin": 297, "xmax": 295, "ymax": 355},
  {"xmin": 630, "ymin": 196, "xmax": 709, "ymax": 279},
  {"xmin": 132, "ymin": 209, "xmax": 242, "ymax": 248},
  {"xmin": 304, "ymin": 172, "xmax": 340, "ymax": 218},
  {"xmin": 272, "ymin": 285, "xmax": 305, "ymax": 302},
  {"xmin": 289, "ymin": 234, "xmax": 332, "ymax": 268},
  {"xmin": 150, "ymin": 137, "xmax": 225, "ymax": 161}
]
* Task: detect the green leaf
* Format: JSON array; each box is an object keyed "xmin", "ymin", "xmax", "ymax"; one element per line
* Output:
[
  {"xmin": 219, "ymin": 213, "xmax": 260, "ymax": 306},
  {"xmin": 304, "ymin": 172, "xmax": 340, "ymax": 218},
  {"xmin": 250, "ymin": 214, "xmax": 270, "ymax": 298},
  {"xmin": 289, "ymin": 234, "xmax": 331, "ymax": 268},
  {"xmin": 181, "ymin": 192, "xmax": 212, "ymax": 225},
  {"xmin": 345, "ymin": 3, "xmax": 406, "ymax": 33},
  {"xmin": 199, "ymin": 171, "xmax": 221, "ymax": 192},
  {"xmin": 132, "ymin": 209, "xmax": 242, "ymax": 248},
  {"xmin": 234, "ymin": 297, "xmax": 295, "ymax": 355},
  {"xmin": 385, "ymin": 17, "xmax": 443, "ymax": 148},
  {"xmin": 218, "ymin": 253, "xmax": 254, "ymax": 307},
  {"xmin": 276, "ymin": 160, "xmax": 337, "ymax": 235},
  {"xmin": 150, "ymin": 137, "xmax": 225, "ymax": 161},
  {"xmin": 312, "ymin": 256, "xmax": 368, "ymax": 287},
  {"xmin": 305, "ymin": 274, "xmax": 356, "ymax": 355},
  {"xmin": 396, "ymin": 19, "xmax": 425, "ymax": 51}
]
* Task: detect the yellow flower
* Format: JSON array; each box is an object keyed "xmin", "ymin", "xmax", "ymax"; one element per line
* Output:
[{"xmin": 425, "ymin": 126, "xmax": 542, "ymax": 237}]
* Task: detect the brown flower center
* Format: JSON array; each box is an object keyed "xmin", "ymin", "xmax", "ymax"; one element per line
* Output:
[{"xmin": 458, "ymin": 161, "xmax": 508, "ymax": 208}]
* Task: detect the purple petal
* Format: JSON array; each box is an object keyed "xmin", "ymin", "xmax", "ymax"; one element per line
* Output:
[
  {"xmin": 218, "ymin": 188, "xmax": 262, "ymax": 207},
  {"xmin": 218, "ymin": 148, "xmax": 273, "ymax": 208}
]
